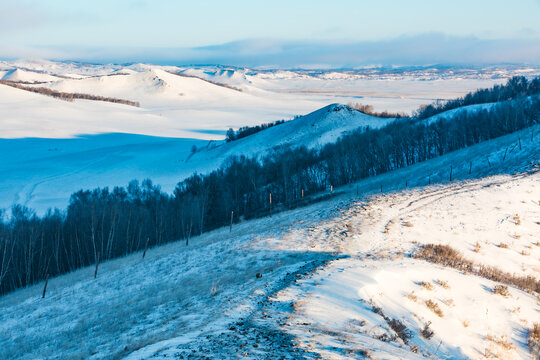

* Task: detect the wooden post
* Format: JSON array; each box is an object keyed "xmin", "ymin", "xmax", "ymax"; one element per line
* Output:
[
  {"xmin": 469, "ymin": 161, "xmax": 472, "ymax": 175},
  {"xmin": 94, "ymin": 252, "xmax": 100, "ymax": 279},
  {"xmin": 380, "ymin": 184, "xmax": 382, "ymax": 193},
  {"xmin": 434, "ymin": 340, "xmax": 443, "ymax": 357},
  {"xmin": 428, "ymin": 175, "xmax": 431, "ymax": 185},
  {"xmin": 42, "ymin": 274, "xmax": 49, "ymax": 299},
  {"xmin": 330, "ymin": 185, "xmax": 333, "ymax": 195},
  {"xmin": 230, "ymin": 210, "xmax": 234, "ymax": 232},
  {"xmin": 301, "ymin": 189, "xmax": 304, "ymax": 199},
  {"xmin": 405, "ymin": 180, "xmax": 408, "ymax": 189},
  {"xmin": 518, "ymin": 137, "xmax": 522, "ymax": 150},
  {"xmin": 269, "ymin": 192, "xmax": 272, "ymax": 216},
  {"xmin": 142, "ymin": 237, "xmax": 149, "ymax": 259},
  {"xmin": 449, "ymin": 165, "xmax": 453, "ymax": 182}
]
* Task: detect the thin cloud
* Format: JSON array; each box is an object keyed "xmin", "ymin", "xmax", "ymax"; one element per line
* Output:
[
  {"xmin": 2, "ymin": 33, "xmax": 539, "ymax": 67},
  {"xmin": 188, "ymin": 34, "xmax": 540, "ymax": 67}
]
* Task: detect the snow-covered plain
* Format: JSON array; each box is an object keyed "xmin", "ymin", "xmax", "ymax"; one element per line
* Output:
[
  {"xmin": 1, "ymin": 60, "xmax": 539, "ymax": 213},
  {"xmin": 1, "ymin": 123, "xmax": 538, "ymax": 360}
]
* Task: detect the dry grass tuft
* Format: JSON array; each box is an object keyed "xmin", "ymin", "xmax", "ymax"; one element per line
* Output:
[
  {"xmin": 442, "ymin": 298, "xmax": 455, "ymax": 307},
  {"xmin": 498, "ymin": 242, "xmax": 509, "ymax": 249},
  {"xmin": 388, "ymin": 318, "xmax": 412, "ymax": 344},
  {"xmin": 383, "ymin": 219, "xmax": 395, "ymax": 235},
  {"xmin": 402, "ymin": 221, "xmax": 414, "ymax": 228},
  {"xmin": 486, "ymin": 334, "xmax": 515, "ymax": 351},
  {"xmin": 462, "ymin": 320, "xmax": 470, "ymax": 328},
  {"xmin": 425, "ymin": 299, "xmax": 444, "ymax": 317},
  {"xmin": 493, "ymin": 285, "xmax": 510, "ymax": 297},
  {"xmin": 521, "ymin": 250, "xmax": 530, "ymax": 256},
  {"xmin": 420, "ymin": 321, "xmax": 434, "ymax": 339},
  {"xmin": 529, "ymin": 323, "xmax": 540, "ymax": 358},
  {"xmin": 415, "ymin": 244, "xmax": 540, "ymax": 294},
  {"xmin": 419, "ymin": 281, "xmax": 434, "ymax": 290},
  {"xmin": 474, "ymin": 242, "xmax": 481, "ymax": 253},
  {"xmin": 406, "ymin": 291, "xmax": 418, "ymax": 302},
  {"xmin": 370, "ymin": 302, "xmax": 411, "ymax": 344},
  {"xmin": 436, "ymin": 279, "xmax": 450, "ymax": 289},
  {"xmin": 513, "ymin": 214, "xmax": 521, "ymax": 225}
]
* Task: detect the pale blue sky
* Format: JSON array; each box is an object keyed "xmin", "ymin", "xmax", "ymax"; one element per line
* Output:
[{"xmin": 1, "ymin": 0, "xmax": 539, "ymax": 65}]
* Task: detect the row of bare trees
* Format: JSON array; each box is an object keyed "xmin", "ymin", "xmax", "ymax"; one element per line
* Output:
[
  {"xmin": 347, "ymin": 103, "xmax": 408, "ymax": 118},
  {"xmin": 0, "ymin": 80, "xmax": 539, "ymax": 296},
  {"xmin": 415, "ymin": 76, "xmax": 540, "ymax": 119},
  {"xmin": 0, "ymin": 80, "xmax": 140, "ymax": 107}
]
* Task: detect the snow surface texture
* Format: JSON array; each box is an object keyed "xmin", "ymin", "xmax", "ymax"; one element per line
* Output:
[{"xmin": 0, "ymin": 125, "xmax": 538, "ymax": 360}]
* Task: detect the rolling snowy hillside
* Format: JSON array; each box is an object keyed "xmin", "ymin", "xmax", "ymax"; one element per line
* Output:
[
  {"xmin": 1, "ymin": 68, "xmax": 62, "ymax": 83},
  {"xmin": 0, "ymin": 123, "xmax": 537, "ymax": 360},
  {"xmin": 0, "ymin": 60, "xmax": 538, "ymax": 359},
  {"xmin": 0, "ymin": 90, "xmax": 523, "ymax": 214},
  {"xmin": 2, "ymin": 61, "xmax": 538, "ymax": 138},
  {"xmin": 0, "ymin": 103, "xmax": 394, "ymax": 212}
]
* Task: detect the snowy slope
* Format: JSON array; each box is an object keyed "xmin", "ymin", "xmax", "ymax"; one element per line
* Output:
[
  {"xmin": 1, "ymin": 59, "xmax": 539, "ymax": 214},
  {"xmin": 1, "ymin": 68, "xmax": 62, "ymax": 83},
  {"xmin": 40, "ymin": 68, "xmax": 262, "ymax": 106},
  {"xmin": 0, "ymin": 125, "xmax": 538, "ymax": 360},
  {"xmin": 0, "ymin": 84, "xmax": 199, "ymax": 139},
  {"xmin": 0, "ymin": 104, "xmax": 389, "ymax": 212},
  {"xmin": 0, "ymin": 98, "xmax": 532, "ymax": 213},
  {"xmin": 190, "ymin": 104, "xmax": 393, "ymax": 162},
  {"xmin": 2, "ymin": 60, "xmax": 536, "ymax": 129},
  {"xmin": 0, "ymin": 67, "xmax": 324, "ymax": 139}
]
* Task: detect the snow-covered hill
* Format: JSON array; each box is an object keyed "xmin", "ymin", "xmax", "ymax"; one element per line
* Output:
[
  {"xmin": 2, "ymin": 60, "xmax": 538, "ymax": 128},
  {"xmin": 0, "ymin": 68, "xmax": 322, "ymax": 139},
  {"xmin": 0, "ymin": 124, "xmax": 537, "ymax": 360},
  {"xmin": 0, "ymin": 91, "xmax": 534, "ymax": 214},
  {"xmin": 0, "ymin": 104, "xmax": 390, "ymax": 212},
  {"xmin": 0, "ymin": 59, "xmax": 538, "ymax": 214},
  {"xmin": 1, "ymin": 68, "xmax": 62, "ymax": 83},
  {"xmin": 190, "ymin": 104, "xmax": 393, "ymax": 161}
]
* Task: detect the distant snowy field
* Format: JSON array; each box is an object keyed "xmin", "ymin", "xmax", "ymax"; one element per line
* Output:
[{"xmin": 1, "ymin": 60, "xmax": 539, "ymax": 212}]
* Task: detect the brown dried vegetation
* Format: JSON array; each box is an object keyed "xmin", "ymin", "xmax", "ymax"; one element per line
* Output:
[
  {"xmin": 402, "ymin": 221, "xmax": 414, "ymax": 227},
  {"xmin": 415, "ymin": 244, "xmax": 540, "ymax": 294},
  {"xmin": 425, "ymin": 299, "xmax": 444, "ymax": 317},
  {"xmin": 493, "ymin": 285, "xmax": 510, "ymax": 297},
  {"xmin": 436, "ymin": 279, "xmax": 450, "ymax": 289},
  {"xmin": 529, "ymin": 323, "xmax": 540, "ymax": 358},
  {"xmin": 486, "ymin": 334, "xmax": 515, "ymax": 351},
  {"xmin": 0, "ymin": 80, "xmax": 140, "ymax": 107}
]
